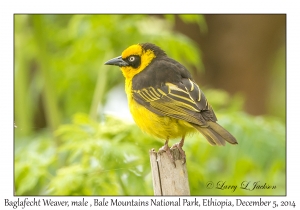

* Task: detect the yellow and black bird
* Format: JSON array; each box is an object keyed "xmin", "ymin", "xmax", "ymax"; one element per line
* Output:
[{"xmin": 105, "ymin": 43, "xmax": 237, "ymax": 163}]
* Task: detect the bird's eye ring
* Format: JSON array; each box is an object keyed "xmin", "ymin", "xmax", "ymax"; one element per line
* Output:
[{"xmin": 129, "ymin": 56, "xmax": 135, "ymax": 62}]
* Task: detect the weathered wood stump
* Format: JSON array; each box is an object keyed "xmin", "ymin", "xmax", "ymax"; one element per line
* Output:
[{"xmin": 149, "ymin": 148, "xmax": 190, "ymax": 195}]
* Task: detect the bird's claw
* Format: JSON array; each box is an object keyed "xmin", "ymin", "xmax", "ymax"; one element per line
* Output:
[
  {"xmin": 158, "ymin": 144, "xmax": 176, "ymax": 167},
  {"xmin": 171, "ymin": 142, "xmax": 186, "ymax": 165}
]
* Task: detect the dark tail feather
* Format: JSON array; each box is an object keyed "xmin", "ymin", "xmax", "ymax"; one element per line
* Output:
[
  {"xmin": 191, "ymin": 122, "xmax": 238, "ymax": 146},
  {"xmin": 207, "ymin": 121, "xmax": 238, "ymax": 144}
]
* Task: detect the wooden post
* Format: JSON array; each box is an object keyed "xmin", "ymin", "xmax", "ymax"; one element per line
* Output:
[{"xmin": 149, "ymin": 148, "xmax": 190, "ymax": 195}]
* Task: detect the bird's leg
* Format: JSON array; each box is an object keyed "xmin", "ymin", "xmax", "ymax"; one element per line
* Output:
[
  {"xmin": 158, "ymin": 139, "xmax": 176, "ymax": 167},
  {"xmin": 171, "ymin": 135, "xmax": 186, "ymax": 164}
]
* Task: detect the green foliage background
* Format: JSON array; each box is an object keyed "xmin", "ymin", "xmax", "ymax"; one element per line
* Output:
[{"xmin": 14, "ymin": 14, "xmax": 285, "ymax": 195}]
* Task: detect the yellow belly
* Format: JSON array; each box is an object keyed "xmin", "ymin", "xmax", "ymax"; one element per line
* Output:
[{"xmin": 129, "ymin": 97, "xmax": 195, "ymax": 140}]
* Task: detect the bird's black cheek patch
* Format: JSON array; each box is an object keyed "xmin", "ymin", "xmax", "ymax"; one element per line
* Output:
[{"xmin": 132, "ymin": 60, "xmax": 141, "ymax": 68}]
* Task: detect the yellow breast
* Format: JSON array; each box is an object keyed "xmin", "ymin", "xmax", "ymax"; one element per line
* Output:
[{"xmin": 125, "ymin": 79, "xmax": 194, "ymax": 140}]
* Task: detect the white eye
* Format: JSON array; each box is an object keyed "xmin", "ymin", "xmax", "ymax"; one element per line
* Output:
[{"xmin": 129, "ymin": 56, "xmax": 135, "ymax": 62}]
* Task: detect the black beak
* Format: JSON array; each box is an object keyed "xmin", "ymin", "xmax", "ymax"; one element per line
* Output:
[{"xmin": 104, "ymin": 56, "xmax": 129, "ymax": 67}]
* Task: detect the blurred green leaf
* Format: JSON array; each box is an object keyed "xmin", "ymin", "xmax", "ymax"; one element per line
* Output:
[{"xmin": 179, "ymin": 14, "xmax": 207, "ymax": 33}]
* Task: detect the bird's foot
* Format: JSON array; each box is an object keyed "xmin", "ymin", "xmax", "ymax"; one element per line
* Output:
[
  {"xmin": 171, "ymin": 142, "xmax": 186, "ymax": 165},
  {"xmin": 158, "ymin": 142, "xmax": 176, "ymax": 167}
]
